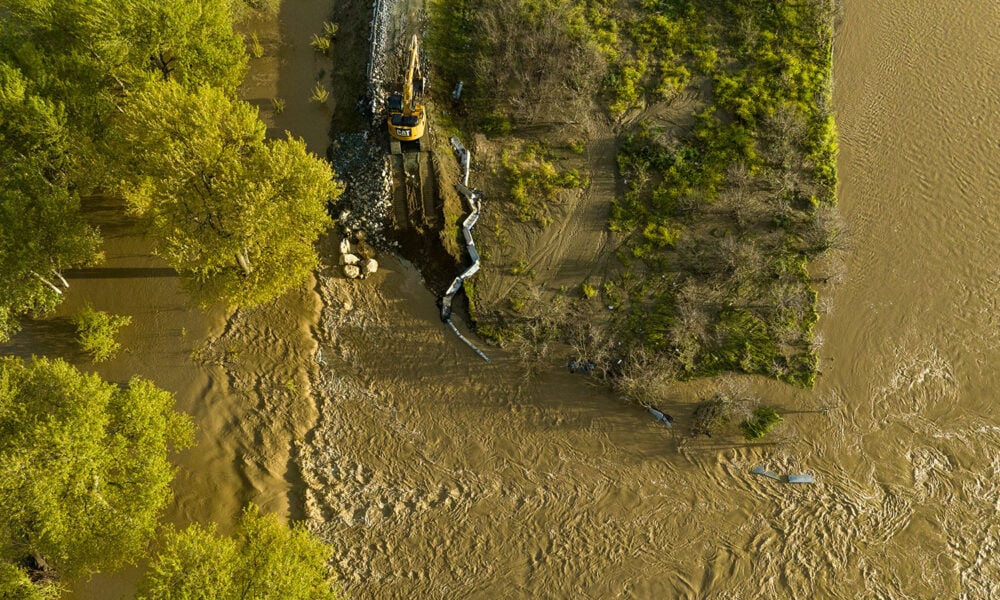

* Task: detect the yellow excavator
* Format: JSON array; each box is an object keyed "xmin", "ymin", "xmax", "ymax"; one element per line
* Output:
[{"xmin": 387, "ymin": 34, "xmax": 426, "ymax": 152}]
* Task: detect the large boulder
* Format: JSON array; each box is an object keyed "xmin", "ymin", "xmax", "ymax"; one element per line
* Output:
[
  {"xmin": 339, "ymin": 238, "xmax": 352, "ymax": 255},
  {"xmin": 343, "ymin": 264, "xmax": 361, "ymax": 279},
  {"xmin": 356, "ymin": 240, "xmax": 377, "ymax": 259},
  {"xmin": 362, "ymin": 258, "xmax": 378, "ymax": 275},
  {"xmin": 339, "ymin": 253, "xmax": 360, "ymax": 266}
]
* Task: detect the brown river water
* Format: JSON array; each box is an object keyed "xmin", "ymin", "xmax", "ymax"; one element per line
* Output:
[{"xmin": 3, "ymin": 0, "xmax": 996, "ymax": 597}]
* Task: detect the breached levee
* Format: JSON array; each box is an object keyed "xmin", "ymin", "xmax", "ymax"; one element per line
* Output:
[
  {"xmin": 365, "ymin": 0, "xmax": 488, "ymax": 361},
  {"xmin": 326, "ymin": 0, "xmax": 398, "ymax": 247},
  {"xmin": 439, "ymin": 137, "xmax": 490, "ymax": 363},
  {"xmin": 366, "ymin": 0, "xmax": 393, "ymax": 117}
]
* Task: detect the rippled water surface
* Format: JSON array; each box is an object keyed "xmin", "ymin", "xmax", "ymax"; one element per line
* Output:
[
  {"xmin": 38, "ymin": 0, "xmax": 1000, "ymax": 597},
  {"xmin": 302, "ymin": 1, "xmax": 1000, "ymax": 597}
]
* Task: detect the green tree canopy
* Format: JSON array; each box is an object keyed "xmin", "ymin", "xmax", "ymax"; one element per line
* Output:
[
  {"xmin": 0, "ymin": 356, "xmax": 193, "ymax": 579},
  {"xmin": 0, "ymin": 560, "xmax": 61, "ymax": 600},
  {"xmin": 139, "ymin": 505, "xmax": 341, "ymax": 600},
  {"xmin": 0, "ymin": 0, "xmax": 248, "ymax": 202},
  {"xmin": 0, "ymin": 60, "xmax": 102, "ymax": 341},
  {"xmin": 112, "ymin": 81, "xmax": 339, "ymax": 307},
  {"xmin": 0, "ymin": 0, "xmax": 247, "ymax": 118}
]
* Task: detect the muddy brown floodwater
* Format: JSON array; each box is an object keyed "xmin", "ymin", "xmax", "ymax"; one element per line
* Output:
[
  {"xmin": 303, "ymin": 0, "xmax": 1000, "ymax": 597},
  {"xmin": 301, "ymin": 0, "xmax": 1000, "ymax": 596},
  {"xmin": 3, "ymin": 0, "xmax": 996, "ymax": 597}
]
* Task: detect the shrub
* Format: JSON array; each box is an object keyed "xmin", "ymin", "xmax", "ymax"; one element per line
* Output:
[
  {"xmin": 310, "ymin": 82, "xmax": 329, "ymax": 103},
  {"xmin": 501, "ymin": 143, "xmax": 588, "ymax": 224},
  {"xmin": 740, "ymin": 406, "xmax": 784, "ymax": 440},
  {"xmin": 581, "ymin": 283, "xmax": 597, "ymax": 299},
  {"xmin": 73, "ymin": 305, "xmax": 131, "ymax": 362},
  {"xmin": 310, "ymin": 33, "xmax": 331, "ymax": 54},
  {"xmin": 480, "ymin": 111, "xmax": 512, "ymax": 137},
  {"xmin": 691, "ymin": 393, "xmax": 732, "ymax": 436},
  {"xmin": 607, "ymin": 61, "xmax": 646, "ymax": 116},
  {"xmin": 510, "ymin": 259, "xmax": 534, "ymax": 278}
]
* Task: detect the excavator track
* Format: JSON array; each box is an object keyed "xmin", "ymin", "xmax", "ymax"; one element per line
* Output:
[{"xmin": 389, "ymin": 149, "xmax": 438, "ymax": 231}]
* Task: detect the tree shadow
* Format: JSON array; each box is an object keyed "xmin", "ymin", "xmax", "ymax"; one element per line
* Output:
[
  {"xmin": 81, "ymin": 195, "xmax": 138, "ymax": 239},
  {"xmin": 65, "ymin": 267, "xmax": 177, "ymax": 279},
  {"xmin": 0, "ymin": 317, "xmax": 85, "ymax": 363}
]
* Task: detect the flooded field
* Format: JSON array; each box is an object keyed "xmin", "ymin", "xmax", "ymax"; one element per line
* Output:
[{"xmin": 4, "ymin": 0, "xmax": 995, "ymax": 597}]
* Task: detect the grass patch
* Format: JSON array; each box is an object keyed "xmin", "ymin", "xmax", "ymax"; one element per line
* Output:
[
  {"xmin": 310, "ymin": 21, "xmax": 338, "ymax": 55},
  {"xmin": 501, "ymin": 141, "xmax": 588, "ymax": 225},
  {"xmin": 248, "ymin": 32, "xmax": 264, "ymax": 58},
  {"xmin": 310, "ymin": 34, "xmax": 331, "ymax": 54}
]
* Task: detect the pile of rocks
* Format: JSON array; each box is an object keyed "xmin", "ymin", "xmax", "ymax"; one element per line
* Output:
[
  {"xmin": 329, "ymin": 133, "xmax": 393, "ymax": 249},
  {"xmin": 366, "ymin": 0, "xmax": 395, "ymax": 121},
  {"xmin": 337, "ymin": 222, "xmax": 380, "ymax": 280}
]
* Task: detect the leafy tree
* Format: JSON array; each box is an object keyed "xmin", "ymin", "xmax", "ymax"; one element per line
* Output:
[
  {"xmin": 0, "ymin": 0, "xmax": 248, "ymax": 203},
  {"xmin": 122, "ymin": 0, "xmax": 248, "ymax": 94},
  {"xmin": 139, "ymin": 505, "xmax": 341, "ymax": 600},
  {"xmin": 112, "ymin": 81, "xmax": 339, "ymax": 307},
  {"xmin": 0, "ymin": 357, "xmax": 194, "ymax": 580},
  {"xmin": 0, "ymin": 60, "xmax": 102, "ymax": 342},
  {"xmin": 0, "ymin": 0, "xmax": 247, "ymax": 112},
  {"xmin": 0, "ymin": 560, "xmax": 62, "ymax": 600},
  {"xmin": 72, "ymin": 305, "xmax": 132, "ymax": 362}
]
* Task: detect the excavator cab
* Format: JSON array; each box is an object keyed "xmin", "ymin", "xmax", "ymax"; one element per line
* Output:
[{"xmin": 387, "ymin": 92, "xmax": 404, "ymax": 114}]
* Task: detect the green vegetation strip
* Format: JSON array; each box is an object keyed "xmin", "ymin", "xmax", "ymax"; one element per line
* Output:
[
  {"xmin": 427, "ymin": 0, "xmax": 839, "ymax": 387},
  {"xmin": 610, "ymin": 0, "xmax": 837, "ymax": 387}
]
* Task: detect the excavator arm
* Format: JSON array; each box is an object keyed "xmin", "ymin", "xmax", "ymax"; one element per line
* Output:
[{"xmin": 403, "ymin": 34, "xmax": 423, "ymax": 112}]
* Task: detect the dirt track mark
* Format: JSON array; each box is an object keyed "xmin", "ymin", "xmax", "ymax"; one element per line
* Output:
[{"xmin": 475, "ymin": 115, "xmax": 619, "ymax": 311}]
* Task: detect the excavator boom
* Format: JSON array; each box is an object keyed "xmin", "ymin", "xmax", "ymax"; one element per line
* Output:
[{"xmin": 403, "ymin": 34, "xmax": 422, "ymax": 109}]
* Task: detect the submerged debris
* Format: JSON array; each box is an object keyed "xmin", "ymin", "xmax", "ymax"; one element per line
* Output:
[
  {"xmin": 648, "ymin": 406, "xmax": 673, "ymax": 428},
  {"xmin": 752, "ymin": 466, "xmax": 814, "ymax": 484}
]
